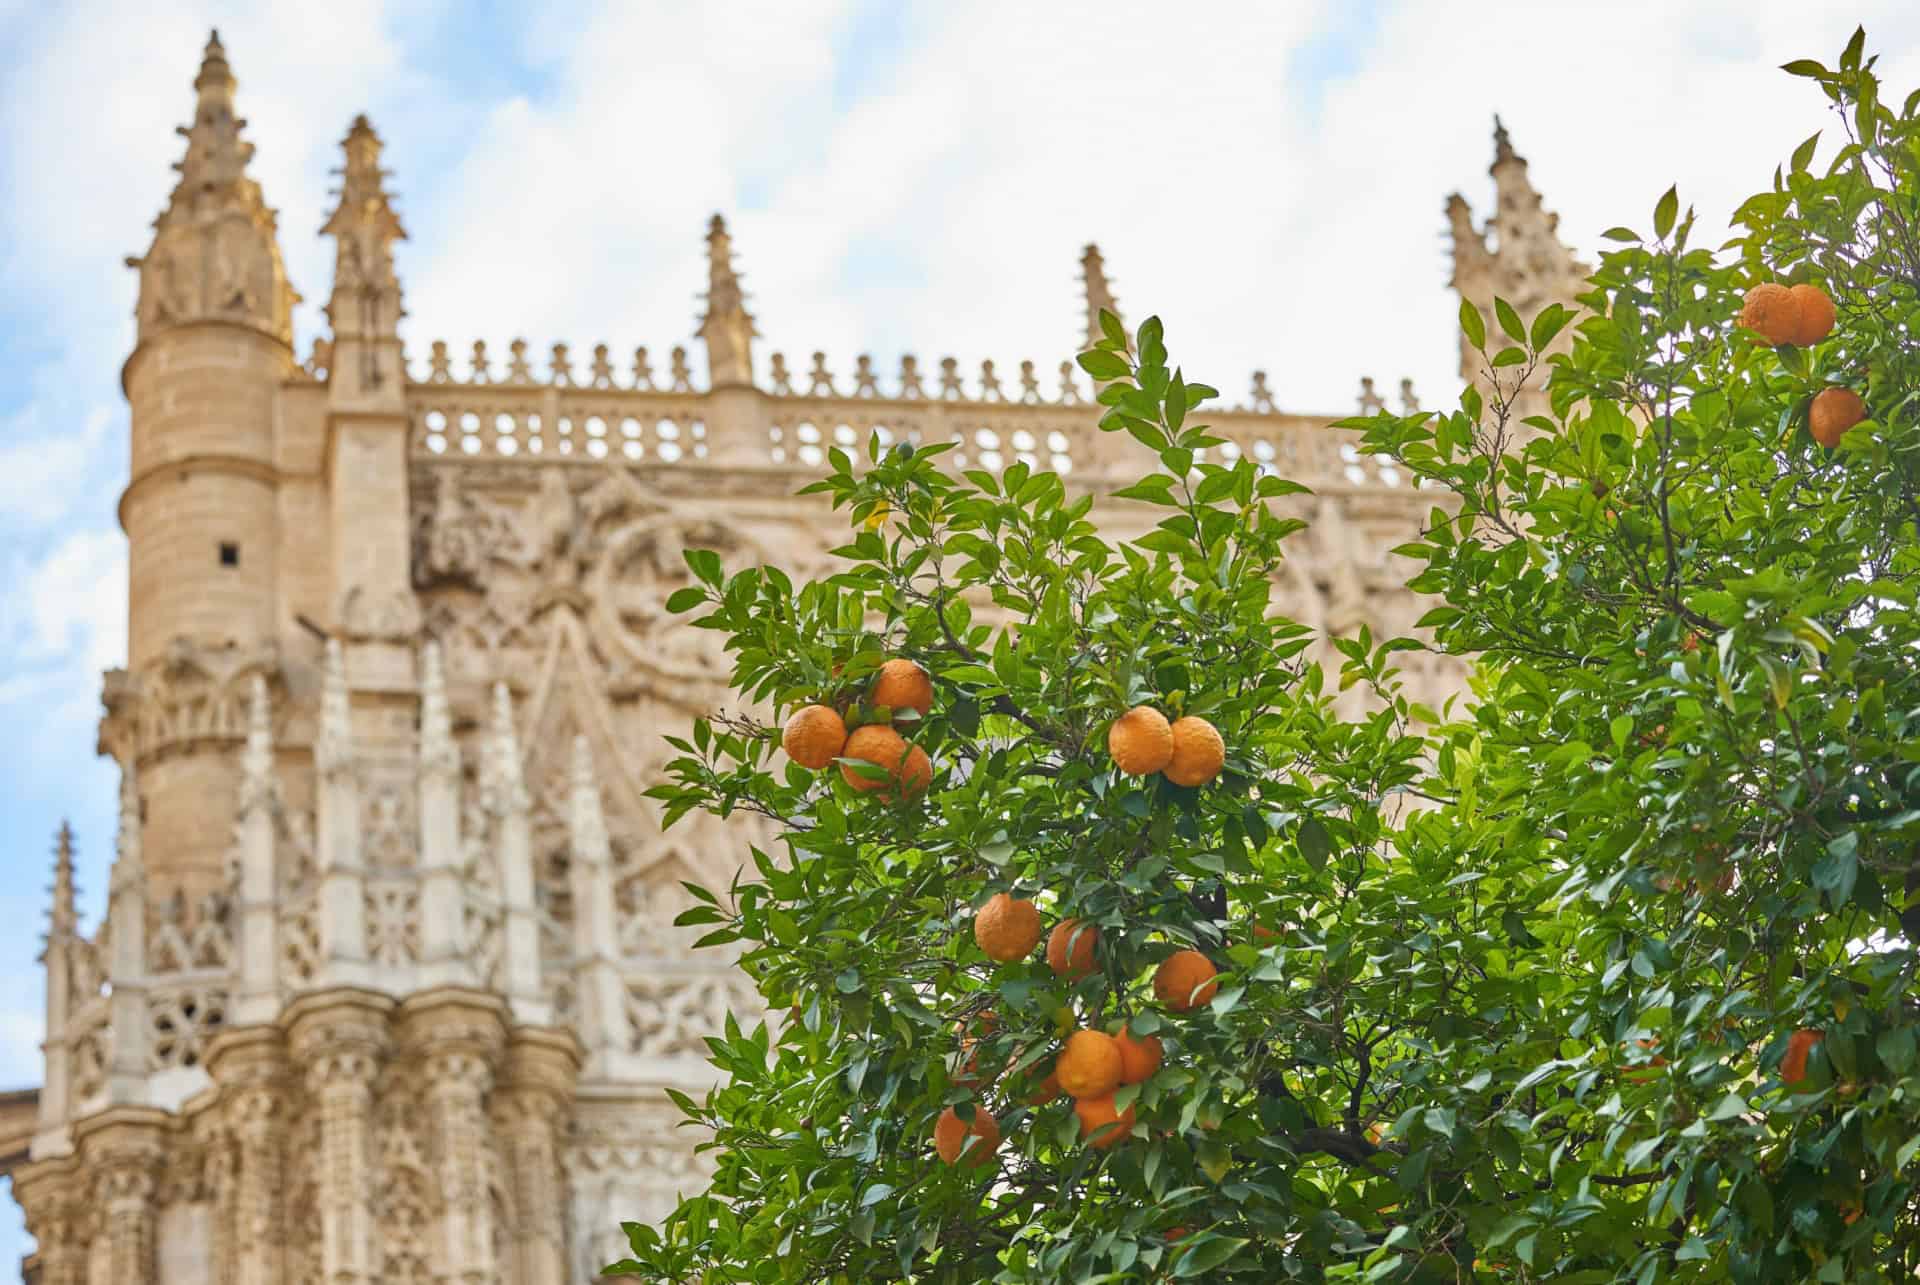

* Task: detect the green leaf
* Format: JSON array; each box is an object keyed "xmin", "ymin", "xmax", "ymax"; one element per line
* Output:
[
  {"xmin": 1079, "ymin": 350, "xmax": 1131, "ymax": 380},
  {"xmin": 1296, "ymin": 818, "xmax": 1332, "ymax": 871},
  {"xmin": 1459, "ymin": 298, "xmax": 1486, "ymax": 351},
  {"xmin": 1174, "ymin": 1237, "xmax": 1248, "ymax": 1277},
  {"xmin": 665, "ymin": 586, "xmax": 706, "ymax": 614},
  {"xmin": 1653, "ymin": 185, "xmax": 1678, "ymax": 239},
  {"xmin": 1494, "ymin": 297, "xmax": 1526, "ymax": 344}
]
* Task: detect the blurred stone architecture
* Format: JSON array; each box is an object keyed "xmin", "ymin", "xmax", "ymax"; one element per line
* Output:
[{"xmin": 1, "ymin": 30, "xmax": 1583, "ymax": 1285}]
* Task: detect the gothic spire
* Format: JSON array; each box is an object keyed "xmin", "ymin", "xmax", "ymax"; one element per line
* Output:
[
  {"xmin": 316, "ymin": 639, "xmax": 354, "ymax": 780},
  {"xmin": 321, "ymin": 114, "xmax": 407, "ymax": 352},
  {"xmin": 1080, "ymin": 243, "xmax": 1121, "ymax": 350},
  {"xmin": 128, "ymin": 29, "xmax": 298, "ymax": 345},
  {"xmin": 486, "ymin": 682, "xmax": 529, "ymax": 815},
  {"xmin": 699, "ymin": 213, "xmax": 758, "ymax": 388},
  {"xmin": 238, "ymin": 673, "xmax": 275, "ymax": 815},
  {"xmin": 569, "ymin": 734, "xmax": 611, "ymax": 863},
  {"xmin": 113, "ymin": 763, "xmax": 144, "ymax": 887},
  {"xmin": 49, "ymin": 821, "xmax": 77, "ymax": 938},
  {"xmin": 1445, "ymin": 116, "xmax": 1588, "ymax": 402},
  {"xmin": 419, "ymin": 641, "xmax": 458, "ymax": 780}
]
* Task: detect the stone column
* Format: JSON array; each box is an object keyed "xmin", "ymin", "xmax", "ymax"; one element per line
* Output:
[
  {"xmin": 15, "ymin": 1167, "xmax": 86, "ymax": 1285},
  {"xmin": 567, "ymin": 735, "xmax": 629, "ymax": 1063},
  {"xmin": 33, "ymin": 825, "xmax": 77, "ymax": 1160},
  {"xmin": 206, "ymin": 1025, "xmax": 287, "ymax": 1285},
  {"xmin": 288, "ymin": 991, "xmax": 392, "ymax": 1285},
  {"xmin": 495, "ymin": 1028, "xmax": 581, "ymax": 1285},
  {"xmin": 487, "ymin": 683, "xmax": 548, "ymax": 1025},
  {"xmin": 106, "ymin": 766, "xmax": 150, "ymax": 1105},
  {"xmin": 399, "ymin": 988, "xmax": 508, "ymax": 1284},
  {"xmin": 417, "ymin": 642, "xmax": 473, "ymax": 988},
  {"xmin": 316, "ymin": 639, "xmax": 371, "ymax": 989},
  {"xmin": 234, "ymin": 674, "xmax": 281, "ymax": 1023},
  {"xmin": 76, "ymin": 1108, "xmax": 168, "ymax": 1282}
]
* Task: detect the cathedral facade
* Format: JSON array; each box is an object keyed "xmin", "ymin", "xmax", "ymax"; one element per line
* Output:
[{"xmin": 3, "ymin": 31, "xmax": 1581, "ymax": 1284}]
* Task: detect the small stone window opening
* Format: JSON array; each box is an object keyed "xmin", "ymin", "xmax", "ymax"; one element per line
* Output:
[{"xmin": 219, "ymin": 542, "xmax": 240, "ymax": 567}]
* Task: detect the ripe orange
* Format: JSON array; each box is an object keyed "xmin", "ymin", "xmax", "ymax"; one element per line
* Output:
[
  {"xmin": 1056, "ymin": 1029, "xmax": 1124, "ymax": 1098},
  {"xmin": 1154, "ymin": 950, "xmax": 1219, "ymax": 1012},
  {"xmin": 782, "ymin": 704, "xmax": 848, "ymax": 770},
  {"xmin": 1026, "ymin": 1070, "xmax": 1062, "ymax": 1106},
  {"xmin": 1047, "ymin": 919, "xmax": 1100, "ymax": 980},
  {"xmin": 872, "ymin": 658, "xmax": 933, "ymax": 720},
  {"xmin": 1810, "ymin": 387, "xmax": 1865, "ymax": 447},
  {"xmin": 1782, "ymin": 1028, "xmax": 1824, "ymax": 1085},
  {"xmin": 1114, "ymin": 1026, "xmax": 1163, "ymax": 1085},
  {"xmin": 933, "ymin": 1105, "xmax": 1001, "ymax": 1168},
  {"xmin": 974, "ymin": 893, "xmax": 1042, "ymax": 962},
  {"xmin": 1074, "ymin": 1093, "xmax": 1135, "ymax": 1149},
  {"xmin": 1739, "ymin": 283, "xmax": 1797, "ymax": 346},
  {"xmin": 896, "ymin": 744, "xmax": 933, "ymax": 798},
  {"xmin": 1108, "ymin": 706, "xmax": 1173, "ymax": 775},
  {"xmin": 1166, "ymin": 1227, "xmax": 1189, "ymax": 1242},
  {"xmin": 840, "ymin": 723, "xmax": 907, "ymax": 792},
  {"xmin": 1252, "ymin": 923, "xmax": 1284, "ymax": 944},
  {"xmin": 1165, "ymin": 716, "xmax": 1225, "ymax": 787},
  {"xmin": 1786, "ymin": 283, "xmax": 1836, "ymax": 346}
]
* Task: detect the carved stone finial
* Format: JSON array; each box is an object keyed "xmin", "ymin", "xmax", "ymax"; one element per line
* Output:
[
  {"xmin": 1399, "ymin": 378, "xmax": 1421, "ymax": 413},
  {"xmin": 127, "ymin": 28, "xmax": 298, "ymax": 345},
  {"xmin": 669, "ymin": 345, "xmax": 694, "ymax": 392},
  {"xmin": 631, "ymin": 345, "xmax": 655, "ymax": 391},
  {"xmin": 1018, "ymin": 359, "xmax": 1042, "ymax": 404},
  {"xmin": 1357, "ymin": 376, "xmax": 1385, "ymax": 415},
  {"xmin": 978, "ymin": 359, "xmax": 1003, "ymax": 402},
  {"xmin": 938, "ymin": 357, "xmax": 964, "ymax": 401},
  {"xmin": 1249, "ymin": 371, "xmax": 1276, "ymax": 414},
  {"xmin": 1057, "ymin": 360, "xmax": 1082, "ymax": 406},
  {"xmin": 589, "ymin": 343, "xmax": 615, "ymax": 388},
  {"xmin": 316, "ymin": 639, "xmax": 354, "ymax": 780},
  {"xmin": 550, "ymin": 342, "xmax": 574, "ymax": 386},
  {"xmin": 898, "ymin": 355, "xmax": 924, "ymax": 400},
  {"xmin": 568, "ymin": 735, "xmax": 611, "ymax": 864},
  {"xmin": 419, "ymin": 641, "xmax": 458, "ymax": 780},
  {"xmin": 768, "ymin": 352, "xmax": 793, "ymax": 396},
  {"xmin": 506, "ymin": 338, "xmax": 533, "ymax": 384},
  {"xmin": 427, "ymin": 339, "xmax": 452, "ymax": 382},
  {"xmin": 320, "ymin": 113, "xmax": 407, "ymax": 355},
  {"xmin": 487, "ymin": 682, "xmax": 529, "ymax": 815},
  {"xmin": 1080, "ymin": 242, "xmax": 1122, "ymax": 351},
  {"xmin": 113, "ymin": 763, "xmax": 144, "ymax": 888},
  {"xmin": 1492, "ymin": 114, "xmax": 1517, "ymax": 170},
  {"xmin": 853, "ymin": 354, "xmax": 880, "ymax": 397},
  {"xmin": 470, "ymin": 339, "xmax": 492, "ymax": 383},
  {"xmin": 49, "ymin": 821, "xmax": 78, "ymax": 937},
  {"xmin": 700, "ymin": 213, "xmax": 758, "ymax": 388},
  {"xmin": 807, "ymin": 352, "xmax": 836, "ymax": 397},
  {"xmin": 237, "ymin": 673, "xmax": 274, "ymax": 815}
]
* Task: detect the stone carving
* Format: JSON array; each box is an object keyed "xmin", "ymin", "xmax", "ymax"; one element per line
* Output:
[
  {"xmin": 148, "ymin": 985, "xmax": 228, "ymax": 1071},
  {"xmin": 624, "ymin": 974, "xmax": 762, "ymax": 1058},
  {"xmin": 97, "ymin": 637, "xmax": 282, "ymax": 766},
  {"xmin": 336, "ymin": 585, "xmax": 422, "ymax": 643},
  {"xmin": 414, "ymin": 466, "xmax": 524, "ymax": 590},
  {"xmin": 148, "ymin": 890, "xmax": 231, "ymax": 974}
]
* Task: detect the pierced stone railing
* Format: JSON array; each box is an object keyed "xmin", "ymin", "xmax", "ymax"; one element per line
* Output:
[{"xmin": 405, "ymin": 340, "xmax": 1430, "ymax": 492}]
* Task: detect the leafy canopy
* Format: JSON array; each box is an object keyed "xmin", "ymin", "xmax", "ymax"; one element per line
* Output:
[{"xmin": 614, "ymin": 31, "xmax": 1920, "ymax": 1284}]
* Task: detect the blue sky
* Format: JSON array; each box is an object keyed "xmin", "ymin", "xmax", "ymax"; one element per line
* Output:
[{"xmin": 3, "ymin": 0, "xmax": 1918, "ymax": 1271}]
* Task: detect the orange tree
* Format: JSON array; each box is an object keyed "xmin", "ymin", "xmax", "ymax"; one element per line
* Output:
[{"xmin": 613, "ymin": 33, "xmax": 1920, "ymax": 1283}]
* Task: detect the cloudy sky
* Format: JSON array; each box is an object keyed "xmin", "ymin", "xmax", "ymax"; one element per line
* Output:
[{"xmin": 3, "ymin": 0, "xmax": 1918, "ymax": 1264}]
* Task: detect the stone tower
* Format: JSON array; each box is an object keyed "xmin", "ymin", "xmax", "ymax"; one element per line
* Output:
[
  {"xmin": 1446, "ymin": 117, "xmax": 1588, "ymax": 422},
  {"xmin": 6, "ymin": 34, "xmax": 1582, "ymax": 1284}
]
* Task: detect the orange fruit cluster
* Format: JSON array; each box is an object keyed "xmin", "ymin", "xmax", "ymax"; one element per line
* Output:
[
  {"xmin": 1738, "ymin": 281, "xmax": 1867, "ymax": 450},
  {"xmin": 973, "ymin": 893, "xmax": 1043, "ymax": 962},
  {"xmin": 1810, "ymin": 387, "xmax": 1865, "ymax": 448},
  {"xmin": 780, "ymin": 657, "xmax": 933, "ymax": 798},
  {"xmin": 1739, "ymin": 281, "xmax": 1834, "ymax": 347},
  {"xmin": 1108, "ymin": 706, "xmax": 1225, "ymax": 787}
]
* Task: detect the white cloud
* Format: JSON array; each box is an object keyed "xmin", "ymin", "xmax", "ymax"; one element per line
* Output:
[
  {"xmin": 0, "ymin": 406, "xmax": 116, "ymax": 527},
  {"xmin": 12, "ymin": 528, "xmax": 128, "ymax": 681}
]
